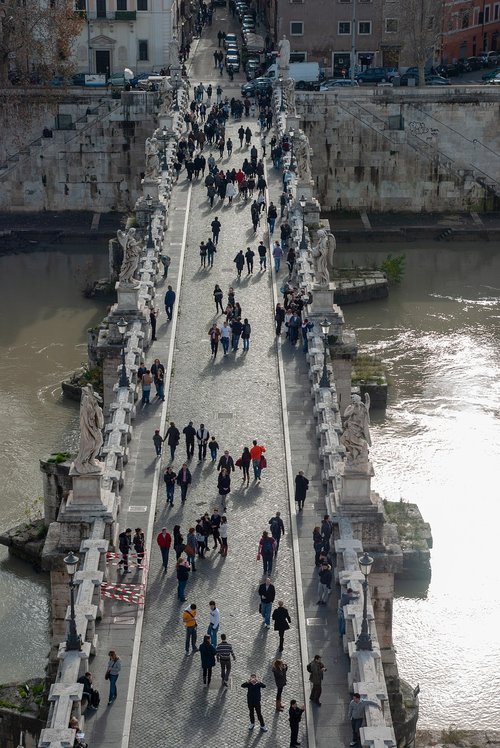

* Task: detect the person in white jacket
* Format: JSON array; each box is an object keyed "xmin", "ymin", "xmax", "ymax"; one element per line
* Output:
[{"xmin": 208, "ymin": 601, "xmax": 220, "ymax": 647}]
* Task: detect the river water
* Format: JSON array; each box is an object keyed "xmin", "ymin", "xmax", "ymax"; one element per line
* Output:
[
  {"xmin": 337, "ymin": 241, "xmax": 500, "ymax": 729},
  {"xmin": 0, "ymin": 243, "xmax": 108, "ymax": 684}
]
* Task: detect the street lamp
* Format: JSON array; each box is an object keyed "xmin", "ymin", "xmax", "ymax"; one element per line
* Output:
[
  {"xmin": 356, "ymin": 551, "xmax": 374, "ymax": 651},
  {"xmin": 146, "ymin": 193, "xmax": 154, "ymax": 249},
  {"xmin": 319, "ymin": 317, "xmax": 331, "ymax": 388},
  {"xmin": 173, "ymin": 70, "xmax": 180, "ymax": 111},
  {"xmin": 63, "ymin": 551, "xmax": 82, "ymax": 652},
  {"xmin": 161, "ymin": 126, "xmax": 169, "ymax": 170},
  {"xmin": 117, "ymin": 316, "xmax": 130, "ymax": 388},
  {"xmin": 289, "ymin": 128, "xmax": 294, "ymax": 164},
  {"xmin": 299, "ymin": 195, "xmax": 307, "ymax": 251}
]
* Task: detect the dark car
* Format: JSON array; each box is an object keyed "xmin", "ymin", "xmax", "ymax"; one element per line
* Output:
[
  {"xmin": 466, "ymin": 57, "xmax": 483, "ymax": 70},
  {"xmin": 213, "ymin": 0, "xmax": 227, "ymax": 5},
  {"xmin": 482, "ymin": 67, "xmax": 500, "ymax": 80},
  {"xmin": 356, "ymin": 67, "xmax": 392, "ymax": 84},
  {"xmin": 241, "ymin": 77, "xmax": 273, "ymax": 97},
  {"xmin": 435, "ymin": 63, "xmax": 460, "ymax": 77},
  {"xmin": 71, "ymin": 72, "xmax": 87, "ymax": 86},
  {"xmin": 400, "ymin": 72, "xmax": 450, "ymax": 86}
]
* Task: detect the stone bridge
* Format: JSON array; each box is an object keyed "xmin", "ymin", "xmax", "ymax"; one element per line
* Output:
[{"xmin": 37, "ymin": 39, "xmax": 415, "ymax": 748}]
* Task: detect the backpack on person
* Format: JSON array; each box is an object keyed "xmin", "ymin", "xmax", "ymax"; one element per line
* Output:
[
  {"xmin": 270, "ymin": 517, "xmax": 280, "ymax": 536},
  {"xmin": 262, "ymin": 537, "xmax": 274, "ymax": 555},
  {"xmin": 90, "ymin": 689, "xmax": 100, "ymax": 708}
]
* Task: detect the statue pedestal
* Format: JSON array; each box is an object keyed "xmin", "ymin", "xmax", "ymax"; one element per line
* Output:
[
  {"xmin": 159, "ymin": 114, "xmax": 174, "ymax": 130},
  {"xmin": 141, "ymin": 179, "xmax": 159, "ymax": 200},
  {"xmin": 297, "ymin": 181, "xmax": 314, "ymax": 201},
  {"xmin": 58, "ymin": 466, "xmax": 117, "ymax": 522},
  {"xmin": 115, "ymin": 281, "xmax": 140, "ymax": 311},
  {"xmin": 338, "ymin": 460, "xmax": 376, "ymax": 509},
  {"xmin": 310, "ymin": 282, "xmax": 337, "ymax": 315}
]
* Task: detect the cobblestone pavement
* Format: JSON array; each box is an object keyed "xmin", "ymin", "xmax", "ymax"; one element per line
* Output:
[{"xmin": 129, "ymin": 17, "xmax": 310, "ymax": 748}]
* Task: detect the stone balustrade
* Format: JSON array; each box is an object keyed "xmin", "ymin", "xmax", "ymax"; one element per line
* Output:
[
  {"xmin": 274, "ymin": 81, "xmax": 396, "ymax": 748},
  {"xmin": 39, "ymin": 82, "xmax": 189, "ymax": 748}
]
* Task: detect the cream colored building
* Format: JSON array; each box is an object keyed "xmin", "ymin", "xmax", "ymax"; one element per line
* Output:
[{"xmin": 74, "ymin": 0, "xmax": 175, "ymax": 75}]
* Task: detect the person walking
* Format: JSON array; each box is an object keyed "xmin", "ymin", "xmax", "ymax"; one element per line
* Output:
[
  {"xmin": 348, "ymin": 693, "xmax": 382, "ymax": 746},
  {"xmin": 272, "ymin": 658, "xmax": 288, "ymax": 712},
  {"xmin": 241, "ymin": 675, "xmax": 268, "ymax": 732},
  {"xmin": 321, "ymin": 514, "xmax": 334, "ymax": 552},
  {"xmin": 118, "ymin": 528, "xmax": 132, "ymax": 573},
  {"xmin": 217, "ymin": 468, "xmax": 231, "ymax": 512},
  {"xmin": 164, "ymin": 285, "xmax": 176, "ymax": 321},
  {"xmin": 245, "ymin": 246, "xmax": 255, "ymax": 274},
  {"xmin": 313, "ymin": 526, "xmax": 324, "ymax": 566},
  {"xmin": 272, "ymin": 240, "xmax": 283, "ymax": 272},
  {"xmin": 238, "ymin": 446, "xmax": 251, "ymax": 485},
  {"xmin": 183, "ymin": 602, "xmax": 198, "ymax": 654},
  {"xmin": 196, "ymin": 423, "xmax": 210, "ymax": 460},
  {"xmin": 176, "ymin": 558, "xmax": 190, "ymax": 601},
  {"xmin": 185, "ymin": 527, "xmax": 198, "ymax": 571},
  {"xmin": 183, "ymin": 421, "xmax": 196, "ymax": 459},
  {"xmin": 216, "ymin": 633, "xmax": 236, "ymax": 685},
  {"xmin": 307, "ymin": 654, "xmax": 326, "ymax": 706},
  {"xmin": 211, "ymin": 216, "xmax": 222, "ymax": 244},
  {"xmin": 272, "ymin": 601, "xmax": 291, "ymax": 652},
  {"xmin": 164, "ymin": 421, "xmax": 180, "ymax": 461},
  {"xmin": 234, "ymin": 249, "xmax": 245, "ymax": 278},
  {"xmin": 289, "ymin": 700, "xmax": 305, "ymax": 747},
  {"xmin": 200, "ymin": 240, "xmax": 208, "ymax": 268},
  {"xmin": 133, "ymin": 528, "xmax": 145, "ymax": 567},
  {"xmin": 199, "ymin": 635, "xmax": 217, "ymax": 685},
  {"xmin": 174, "ymin": 525, "xmax": 185, "ymax": 559},
  {"xmin": 250, "ymin": 439, "xmax": 266, "ymax": 481},
  {"xmin": 295, "ymin": 470, "xmax": 309, "ymax": 510},
  {"xmin": 209, "ymin": 436, "xmax": 219, "ymax": 462},
  {"xmin": 269, "ymin": 511, "xmax": 285, "ymax": 554},
  {"xmin": 219, "ymin": 514, "xmax": 228, "ymax": 556},
  {"xmin": 226, "ymin": 137, "xmax": 233, "ymax": 157},
  {"xmin": 176, "ymin": 463, "xmax": 192, "ymax": 502},
  {"xmin": 217, "ymin": 450, "xmax": 235, "ymax": 473},
  {"xmin": 251, "ymin": 201, "xmax": 260, "ymax": 233},
  {"xmin": 105, "ymin": 651, "xmax": 121, "ymax": 705},
  {"xmin": 149, "ymin": 305, "xmax": 158, "ymax": 341},
  {"xmin": 220, "ymin": 320, "xmax": 231, "ymax": 356},
  {"xmin": 208, "ymin": 323, "xmax": 221, "ymax": 358},
  {"xmin": 275, "ymin": 303, "xmax": 285, "ymax": 335},
  {"xmin": 153, "ymin": 429, "xmax": 163, "ymax": 456},
  {"xmin": 241, "ymin": 318, "xmax": 251, "ymax": 351},
  {"xmin": 258, "ymin": 576, "xmax": 275, "ymax": 628},
  {"xmin": 267, "ymin": 201, "xmax": 278, "ymax": 235},
  {"xmin": 317, "ymin": 561, "xmax": 333, "ymax": 605},
  {"xmin": 213, "ymin": 284, "xmax": 224, "ymax": 315},
  {"xmin": 257, "ymin": 241, "xmax": 267, "ymax": 270},
  {"xmin": 156, "ymin": 527, "xmax": 171, "ymax": 570},
  {"xmin": 141, "ymin": 369, "xmax": 153, "ymax": 406},
  {"xmin": 230, "ymin": 317, "xmax": 243, "ymax": 351},
  {"xmin": 206, "ymin": 237, "xmax": 216, "ymax": 268},
  {"xmin": 151, "ymin": 358, "xmax": 165, "ymax": 401},
  {"xmin": 207, "ymin": 600, "xmax": 220, "ymax": 647},
  {"xmin": 226, "ymin": 181, "xmax": 236, "ymax": 204}
]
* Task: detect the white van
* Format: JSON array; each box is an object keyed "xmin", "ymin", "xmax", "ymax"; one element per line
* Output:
[{"xmin": 264, "ymin": 62, "xmax": 320, "ymax": 89}]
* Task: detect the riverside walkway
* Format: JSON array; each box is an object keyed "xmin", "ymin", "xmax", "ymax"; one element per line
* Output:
[{"xmin": 85, "ymin": 14, "xmax": 351, "ymax": 748}]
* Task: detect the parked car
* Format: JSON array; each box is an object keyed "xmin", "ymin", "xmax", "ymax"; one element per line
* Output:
[
  {"xmin": 241, "ymin": 76, "xmax": 273, "ymax": 96},
  {"xmin": 466, "ymin": 57, "xmax": 483, "ymax": 70},
  {"xmin": 226, "ymin": 44, "xmax": 239, "ymax": 56},
  {"xmin": 71, "ymin": 72, "xmax": 87, "ymax": 86},
  {"xmin": 108, "ymin": 72, "xmax": 127, "ymax": 87},
  {"xmin": 224, "ymin": 33, "xmax": 238, "ymax": 49},
  {"xmin": 226, "ymin": 54, "xmax": 240, "ymax": 72},
  {"xmin": 482, "ymin": 67, "xmax": 500, "ymax": 80},
  {"xmin": 435, "ymin": 63, "xmax": 461, "ymax": 77},
  {"xmin": 400, "ymin": 72, "xmax": 450, "ymax": 86},
  {"xmin": 485, "ymin": 73, "xmax": 500, "ymax": 84},
  {"xmin": 213, "ymin": 0, "xmax": 226, "ymax": 6},
  {"xmin": 246, "ymin": 60, "xmax": 261, "ymax": 80},
  {"xmin": 356, "ymin": 67, "xmax": 392, "ymax": 84},
  {"xmin": 320, "ymin": 78, "xmax": 359, "ymax": 90}
]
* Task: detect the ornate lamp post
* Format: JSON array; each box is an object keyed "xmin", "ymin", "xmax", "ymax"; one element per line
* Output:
[
  {"xmin": 356, "ymin": 551, "xmax": 374, "ymax": 651},
  {"xmin": 173, "ymin": 69, "xmax": 180, "ymax": 111},
  {"xmin": 161, "ymin": 126, "xmax": 169, "ymax": 170},
  {"xmin": 117, "ymin": 317, "xmax": 130, "ymax": 388},
  {"xmin": 319, "ymin": 318, "xmax": 331, "ymax": 388},
  {"xmin": 289, "ymin": 128, "xmax": 294, "ymax": 164},
  {"xmin": 63, "ymin": 551, "xmax": 82, "ymax": 652},
  {"xmin": 146, "ymin": 193, "xmax": 154, "ymax": 249},
  {"xmin": 299, "ymin": 195, "xmax": 307, "ymax": 251}
]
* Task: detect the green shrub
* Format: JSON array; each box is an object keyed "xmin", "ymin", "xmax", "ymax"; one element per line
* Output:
[{"xmin": 381, "ymin": 253, "xmax": 405, "ymax": 284}]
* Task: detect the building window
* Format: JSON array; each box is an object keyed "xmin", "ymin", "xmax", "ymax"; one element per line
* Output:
[
  {"xmin": 117, "ymin": 0, "xmax": 127, "ymax": 8},
  {"xmin": 290, "ymin": 0, "xmax": 304, "ymax": 4},
  {"xmin": 75, "ymin": 0, "xmax": 86, "ymax": 9},
  {"xmin": 96, "ymin": 0, "xmax": 106, "ymax": 17},
  {"xmin": 385, "ymin": 18, "xmax": 398, "ymax": 32},
  {"xmin": 359, "ymin": 21, "xmax": 371, "ymax": 34},
  {"xmin": 137, "ymin": 0, "xmax": 148, "ymax": 10},
  {"xmin": 138, "ymin": 39, "xmax": 149, "ymax": 60},
  {"xmin": 338, "ymin": 0, "xmax": 351, "ymax": 4},
  {"xmin": 359, "ymin": 0, "xmax": 372, "ymax": 3},
  {"xmin": 338, "ymin": 21, "xmax": 351, "ymax": 34},
  {"xmin": 495, "ymin": 4, "xmax": 499, "ymax": 19},
  {"xmin": 485, "ymin": 5, "xmax": 490, "ymax": 21},
  {"xmin": 462, "ymin": 11, "xmax": 469, "ymax": 28},
  {"xmin": 290, "ymin": 51, "xmax": 307, "ymax": 61},
  {"xmin": 290, "ymin": 21, "xmax": 303, "ymax": 35}
]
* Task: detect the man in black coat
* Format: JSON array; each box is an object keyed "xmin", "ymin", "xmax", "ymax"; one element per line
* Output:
[
  {"xmin": 258, "ymin": 577, "xmax": 275, "ymax": 628},
  {"xmin": 183, "ymin": 421, "xmax": 196, "ymax": 459},
  {"xmin": 217, "ymin": 450, "xmax": 235, "ymax": 473},
  {"xmin": 163, "ymin": 421, "xmax": 180, "ymax": 461},
  {"xmin": 176, "ymin": 464, "xmax": 192, "ymax": 502},
  {"xmin": 294, "ymin": 471, "xmax": 309, "ymax": 511},
  {"xmin": 241, "ymin": 675, "xmax": 268, "ymax": 732},
  {"xmin": 118, "ymin": 528, "xmax": 132, "ymax": 572},
  {"xmin": 289, "ymin": 700, "xmax": 305, "ymax": 747}
]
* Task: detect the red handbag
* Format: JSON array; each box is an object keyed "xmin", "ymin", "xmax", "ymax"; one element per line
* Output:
[{"xmin": 259, "ymin": 455, "xmax": 267, "ymax": 469}]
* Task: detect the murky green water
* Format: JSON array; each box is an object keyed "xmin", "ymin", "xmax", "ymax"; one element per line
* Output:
[
  {"xmin": 0, "ymin": 244, "xmax": 108, "ymax": 683},
  {"xmin": 337, "ymin": 241, "xmax": 500, "ymax": 729}
]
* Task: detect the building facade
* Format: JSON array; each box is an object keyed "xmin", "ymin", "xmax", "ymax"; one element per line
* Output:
[
  {"xmin": 441, "ymin": 0, "xmax": 500, "ymax": 61},
  {"xmin": 74, "ymin": 0, "xmax": 174, "ymax": 74},
  {"xmin": 265, "ymin": 0, "xmax": 412, "ymax": 75}
]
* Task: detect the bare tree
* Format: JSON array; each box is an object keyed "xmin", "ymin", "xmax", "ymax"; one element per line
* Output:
[
  {"xmin": 0, "ymin": 0, "xmax": 83, "ymax": 85},
  {"xmin": 400, "ymin": 0, "xmax": 443, "ymax": 85}
]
